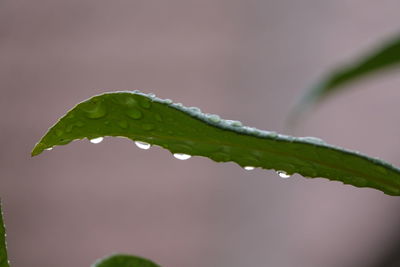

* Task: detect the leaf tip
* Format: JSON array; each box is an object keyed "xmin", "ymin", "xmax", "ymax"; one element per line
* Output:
[{"xmin": 31, "ymin": 142, "xmax": 46, "ymax": 157}]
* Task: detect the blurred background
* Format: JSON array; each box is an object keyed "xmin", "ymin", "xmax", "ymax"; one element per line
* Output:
[{"xmin": 1, "ymin": 0, "xmax": 400, "ymax": 266}]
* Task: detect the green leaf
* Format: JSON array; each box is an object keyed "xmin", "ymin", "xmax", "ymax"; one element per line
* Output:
[
  {"xmin": 32, "ymin": 91, "xmax": 400, "ymax": 195},
  {"xmin": 0, "ymin": 201, "xmax": 10, "ymax": 267},
  {"xmin": 92, "ymin": 254, "xmax": 160, "ymax": 267},
  {"xmin": 296, "ymin": 34, "xmax": 400, "ymax": 113}
]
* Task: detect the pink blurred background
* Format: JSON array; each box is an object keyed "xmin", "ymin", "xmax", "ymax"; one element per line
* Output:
[{"xmin": 2, "ymin": 1, "xmax": 400, "ymax": 266}]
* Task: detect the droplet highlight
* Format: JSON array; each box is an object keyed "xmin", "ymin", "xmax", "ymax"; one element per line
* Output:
[
  {"xmin": 244, "ymin": 166, "xmax": 255, "ymax": 170},
  {"xmin": 135, "ymin": 141, "xmax": 151, "ymax": 150},
  {"xmin": 276, "ymin": 170, "xmax": 291, "ymax": 178},
  {"xmin": 173, "ymin": 153, "xmax": 191, "ymax": 160},
  {"xmin": 45, "ymin": 147, "xmax": 53, "ymax": 151},
  {"xmin": 90, "ymin": 137, "xmax": 104, "ymax": 144}
]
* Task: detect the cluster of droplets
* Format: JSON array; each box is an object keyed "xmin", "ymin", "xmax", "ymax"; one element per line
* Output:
[
  {"xmin": 131, "ymin": 91, "xmax": 280, "ymax": 139},
  {"xmin": 134, "ymin": 140, "xmax": 192, "ymax": 160},
  {"xmin": 56, "ymin": 134, "xmax": 291, "ymax": 179},
  {"xmin": 42, "ymin": 91, "xmax": 400, "ymax": 194},
  {"xmin": 133, "ymin": 140, "xmax": 192, "ymax": 161},
  {"xmin": 86, "ymin": 140, "xmax": 290, "ymax": 179},
  {"xmin": 135, "ymin": 142, "xmax": 192, "ymax": 161},
  {"xmin": 47, "ymin": 92, "xmax": 297, "ymax": 181},
  {"xmin": 101, "ymin": 91, "xmax": 329, "ymax": 151},
  {"xmin": 242, "ymin": 166, "xmax": 292, "ymax": 179},
  {"xmin": 86, "ymin": 135, "xmax": 194, "ymax": 161}
]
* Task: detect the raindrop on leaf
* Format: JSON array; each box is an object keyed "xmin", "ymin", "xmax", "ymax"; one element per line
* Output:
[
  {"xmin": 90, "ymin": 137, "xmax": 104, "ymax": 144},
  {"xmin": 135, "ymin": 141, "xmax": 151, "ymax": 150},
  {"xmin": 244, "ymin": 166, "xmax": 255, "ymax": 170},
  {"xmin": 173, "ymin": 153, "xmax": 191, "ymax": 160},
  {"xmin": 276, "ymin": 170, "xmax": 291, "ymax": 178}
]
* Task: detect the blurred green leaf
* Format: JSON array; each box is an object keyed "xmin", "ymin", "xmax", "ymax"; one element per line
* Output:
[
  {"xmin": 32, "ymin": 91, "xmax": 400, "ymax": 195},
  {"xmin": 0, "ymin": 202, "xmax": 10, "ymax": 267},
  {"xmin": 296, "ymin": 34, "xmax": 400, "ymax": 113},
  {"xmin": 92, "ymin": 254, "xmax": 160, "ymax": 267}
]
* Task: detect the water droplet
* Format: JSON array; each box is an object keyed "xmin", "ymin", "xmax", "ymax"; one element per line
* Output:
[
  {"xmin": 140, "ymin": 98, "xmax": 152, "ymax": 109},
  {"xmin": 189, "ymin": 107, "xmax": 201, "ymax": 113},
  {"xmin": 119, "ymin": 95, "xmax": 138, "ymax": 107},
  {"xmin": 155, "ymin": 114, "xmax": 163, "ymax": 122},
  {"xmin": 244, "ymin": 166, "xmax": 255, "ymax": 170},
  {"xmin": 170, "ymin": 144, "xmax": 192, "ymax": 154},
  {"xmin": 118, "ymin": 120, "xmax": 128, "ymax": 129},
  {"xmin": 142, "ymin": 123, "xmax": 155, "ymax": 131},
  {"xmin": 125, "ymin": 97, "xmax": 138, "ymax": 107},
  {"xmin": 223, "ymin": 120, "xmax": 242, "ymax": 127},
  {"xmin": 299, "ymin": 166, "xmax": 317, "ymax": 177},
  {"xmin": 45, "ymin": 147, "xmax": 53, "ymax": 151},
  {"xmin": 210, "ymin": 152, "xmax": 230, "ymax": 162},
  {"xmin": 135, "ymin": 141, "xmax": 151, "ymax": 150},
  {"xmin": 66, "ymin": 124, "xmax": 74, "ymax": 133},
  {"xmin": 208, "ymin": 114, "xmax": 221, "ymax": 123},
  {"xmin": 237, "ymin": 155, "xmax": 260, "ymax": 169},
  {"xmin": 55, "ymin": 129, "xmax": 63, "ymax": 137},
  {"xmin": 267, "ymin": 132, "xmax": 278, "ymax": 138},
  {"xmin": 299, "ymin": 136, "xmax": 325, "ymax": 145},
  {"xmin": 112, "ymin": 95, "xmax": 139, "ymax": 107},
  {"xmin": 375, "ymin": 165, "xmax": 388, "ymax": 174},
  {"xmin": 353, "ymin": 177, "xmax": 368, "ymax": 187},
  {"xmin": 58, "ymin": 139, "xmax": 72, "ymax": 145},
  {"xmin": 173, "ymin": 153, "xmax": 191, "ymax": 160},
  {"xmin": 83, "ymin": 101, "xmax": 107, "ymax": 119},
  {"xmin": 126, "ymin": 109, "xmax": 142, "ymax": 119},
  {"xmin": 90, "ymin": 137, "xmax": 104, "ymax": 144},
  {"xmin": 75, "ymin": 121, "xmax": 85, "ymax": 127},
  {"xmin": 230, "ymin": 120, "xmax": 242, "ymax": 127},
  {"xmin": 276, "ymin": 170, "xmax": 291, "ymax": 178}
]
